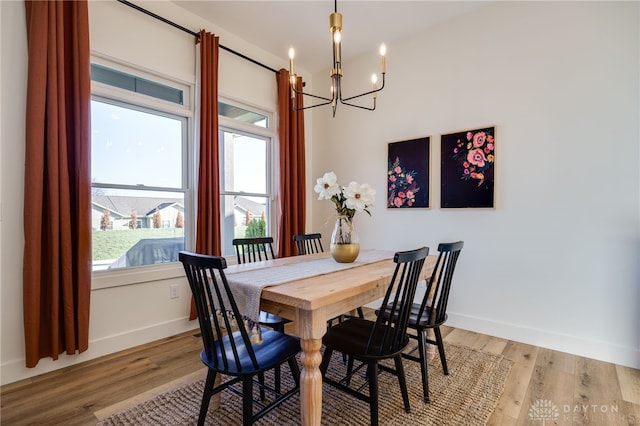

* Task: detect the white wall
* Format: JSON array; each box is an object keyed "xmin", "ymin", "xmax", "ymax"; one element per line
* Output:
[
  {"xmin": 310, "ymin": 1, "xmax": 639, "ymax": 368},
  {"xmin": 1, "ymin": 0, "xmax": 29, "ymax": 386}
]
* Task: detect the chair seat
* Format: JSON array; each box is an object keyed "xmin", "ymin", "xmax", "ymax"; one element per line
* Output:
[
  {"xmin": 408, "ymin": 303, "xmax": 448, "ymax": 328},
  {"xmin": 323, "ymin": 317, "xmax": 410, "ymax": 359},
  {"xmin": 378, "ymin": 303, "xmax": 448, "ymax": 328},
  {"xmin": 259, "ymin": 311, "xmax": 291, "ymax": 326},
  {"xmin": 202, "ymin": 328, "xmax": 300, "ymax": 375}
]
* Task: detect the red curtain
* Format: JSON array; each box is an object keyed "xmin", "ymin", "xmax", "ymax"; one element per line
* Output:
[
  {"xmin": 23, "ymin": 0, "xmax": 92, "ymax": 368},
  {"xmin": 276, "ymin": 69, "xmax": 306, "ymax": 257},
  {"xmin": 190, "ymin": 30, "xmax": 221, "ymax": 320}
]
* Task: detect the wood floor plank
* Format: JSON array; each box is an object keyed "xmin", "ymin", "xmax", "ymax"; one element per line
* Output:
[
  {"xmin": 530, "ymin": 360, "xmax": 575, "ymax": 404},
  {"xmin": 516, "ymin": 348, "xmax": 576, "ymax": 426},
  {"xmin": 488, "ymin": 340, "xmax": 539, "ymax": 423},
  {"xmin": 536, "ymin": 346, "xmax": 576, "ymax": 374},
  {"xmin": 94, "ymin": 367, "xmax": 208, "ymax": 421},
  {"xmin": 442, "ymin": 327, "xmax": 484, "ymax": 347},
  {"xmin": 572, "ymin": 357, "xmax": 626, "ymax": 425},
  {"xmin": 486, "ymin": 411, "xmax": 518, "ymax": 426},
  {"xmin": 616, "ymin": 364, "xmax": 640, "ymax": 405},
  {"xmin": 439, "ymin": 324, "xmax": 454, "ymax": 339},
  {"xmin": 475, "ymin": 334, "xmax": 509, "ymax": 355},
  {"xmin": 442, "ymin": 328, "xmax": 503, "ymax": 353},
  {"xmin": 617, "ymin": 400, "xmax": 640, "ymax": 425}
]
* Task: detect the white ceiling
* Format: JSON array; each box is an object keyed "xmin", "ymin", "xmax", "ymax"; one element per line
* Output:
[{"xmin": 170, "ymin": 1, "xmax": 491, "ymax": 73}]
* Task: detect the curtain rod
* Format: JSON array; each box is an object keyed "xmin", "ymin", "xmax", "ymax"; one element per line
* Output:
[{"xmin": 116, "ymin": 0, "xmax": 280, "ymax": 75}]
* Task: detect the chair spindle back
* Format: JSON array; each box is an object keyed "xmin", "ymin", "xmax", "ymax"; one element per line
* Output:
[
  {"xmin": 417, "ymin": 241, "xmax": 464, "ymax": 326},
  {"xmin": 368, "ymin": 247, "xmax": 429, "ymax": 356},
  {"xmin": 292, "ymin": 233, "xmax": 324, "ymax": 255},
  {"xmin": 232, "ymin": 237, "xmax": 275, "ymax": 264}
]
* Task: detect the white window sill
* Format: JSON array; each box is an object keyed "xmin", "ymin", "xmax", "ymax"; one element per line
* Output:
[
  {"xmin": 91, "ymin": 255, "xmax": 238, "ymax": 290},
  {"xmin": 91, "ymin": 262, "xmax": 185, "ymax": 290}
]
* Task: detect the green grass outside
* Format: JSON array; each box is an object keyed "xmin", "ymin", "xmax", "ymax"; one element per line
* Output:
[
  {"xmin": 92, "ymin": 225, "xmax": 249, "ymax": 261},
  {"xmin": 92, "ymin": 228, "xmax": 185, "ymax": 260}
]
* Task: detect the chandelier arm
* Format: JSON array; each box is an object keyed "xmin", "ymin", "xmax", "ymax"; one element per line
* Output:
[
  {"xmin": 340, "ymin": 89, "xmax": 379, "ymax": 103},
  {"xmin": 340, "ymin": 74, "xmax": 386, "ymax": 102},
  {"xmin": 291, "ymin": 86, "xmax": 333, "ymax": 102},
  {"xmin": 338, "ymin": 98, "xmax": 376, "ymax": 111},
  {"xmin": 294, "ymin": 99, "xmax": 335, "ymax": 111}
]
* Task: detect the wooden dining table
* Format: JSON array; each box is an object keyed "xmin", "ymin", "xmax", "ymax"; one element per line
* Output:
[{"xmin": 224, "ymin": 249, "xmax": 436, "ymax": 426}]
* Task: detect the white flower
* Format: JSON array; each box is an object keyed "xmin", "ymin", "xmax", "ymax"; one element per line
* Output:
[
  {"xmin": 313, "ymin": 171, "xmax": 340, "ymax": 200},
  {"xmin": 314, "ymin": 172, "xmax": 375, "ymax": 219},
  {"xmin": 343, "ymin": 182, "xmax": 376, "ymax": 212}
]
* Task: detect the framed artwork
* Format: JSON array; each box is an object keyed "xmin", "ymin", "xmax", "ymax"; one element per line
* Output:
[
  {"xmin": 387, "ymin": 136, "xmax": 430, "ymax": 208},
  {"xmin": 441, "ymin": 126, "xmax": 495, "ymax": 208}
]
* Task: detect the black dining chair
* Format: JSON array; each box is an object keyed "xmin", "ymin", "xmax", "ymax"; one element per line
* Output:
[
  {"xmin": 292, "ymin": 233, "xmax": 324, "ymax": 255},
  {"xmin": 379, "ymin": 240, "xmax": 463, "ymax": 403},
  {"xmin": 179, "ymin": 251, "xmax": 300, "ymax": 426},
  {"xmin": 232, "ymin": 237, "xmax": 292, "ymax": 392},
  {"xmin": 320, "ymin": 246, "xmax": 430, "ymax": 426}
]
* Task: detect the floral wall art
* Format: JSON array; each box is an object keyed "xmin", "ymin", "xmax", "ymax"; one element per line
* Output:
[
  {"xmin": 441, "ymin": 126, "xmax": 495, "ymax": 208},
  {"xmin": 387, "ymin": 137, "xmax": 430, "ymax": 208}
]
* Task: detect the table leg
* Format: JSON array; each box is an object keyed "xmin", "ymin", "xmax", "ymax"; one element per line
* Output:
[
  {"xmin": 426, "ymin": 329, "xmax": 437, "ymax": 360},
  {"xmin": 299, "ymin": 338, "xmax": 323, "ymax": 426}
]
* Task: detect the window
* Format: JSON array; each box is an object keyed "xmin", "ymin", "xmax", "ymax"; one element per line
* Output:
[
  {"xmin": 91, "ymin": 62, "xmax": 190, "ymax": 272},
  {"xmin": 218, "ymin": 100, "xmax": 274, "ymax": 256},
  {"xmin": 219, "ymin": 101, "xmax": 268, "ymax": 128},
  {"xmin": 91, "ymin": 64, "xmax": 184, "ymax": 105}
]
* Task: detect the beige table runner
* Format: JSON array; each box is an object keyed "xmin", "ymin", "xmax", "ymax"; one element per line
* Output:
[{"xmin": 226, "ymin": 249, "xmax": 394, "ymax": 322}]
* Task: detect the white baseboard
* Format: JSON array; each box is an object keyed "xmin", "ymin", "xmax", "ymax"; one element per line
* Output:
[
  {"xmin": 0, "ymin": 318, "xmax": 199, "ymax": 386},
  {"xmin": 367, "ymin": 283, "xmax": 639, "ymax": 369},
  {"xmin": 446, "ymin": 312, "xmax": 640, "ymax": 369}
]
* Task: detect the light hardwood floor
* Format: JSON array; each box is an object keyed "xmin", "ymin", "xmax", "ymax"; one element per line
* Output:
[{"xmin": 2, "ymin": 318, "xmax": 639, "ymax": 425}]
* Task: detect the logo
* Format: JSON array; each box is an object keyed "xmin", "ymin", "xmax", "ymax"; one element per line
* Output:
[{"xmin": 529, "ymin": 399, "xmax": 560, "ymax": 425}]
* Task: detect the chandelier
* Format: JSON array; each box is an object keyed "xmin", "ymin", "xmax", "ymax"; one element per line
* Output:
[{"xmin": 287, "ymin": 0, "xmax": 386, "ymax": 117}]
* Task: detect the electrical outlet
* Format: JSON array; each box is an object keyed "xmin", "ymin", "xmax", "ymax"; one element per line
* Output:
[{"xmin": 170, "ymin": 284, "xmax": 179, "ymax": 299}]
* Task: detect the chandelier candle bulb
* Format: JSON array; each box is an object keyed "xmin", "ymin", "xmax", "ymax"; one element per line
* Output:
[
  {"xmin": 380, "ymin": 44, "xmax": 386, "ymax": 73},
  {"xmin": 288, "ymin": 47, "xmax": 295, "ymax": 73},
  {"xmin": 371, "ymin": 74, "xmax": 378, "ymax": 98},
  {"xmin": 333, "ymin": 31, "xmax": 341, "ymax": 63},
  {"xmin": 288, "ymin": 47, "xmax": 296, "ymax": 98}
]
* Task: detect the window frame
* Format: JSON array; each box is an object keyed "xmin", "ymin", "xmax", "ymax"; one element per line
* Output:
[
  {"xmin": 218, "ymin": 97, "xmax": 277, "ymax": 257},
  {"xmin": 90, "ymin": 56, "xmax": 195, "ymax": 290}
]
